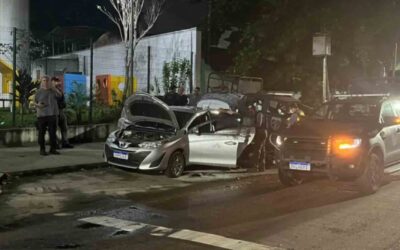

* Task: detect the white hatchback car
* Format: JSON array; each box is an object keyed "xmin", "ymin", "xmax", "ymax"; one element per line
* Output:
[{"xmin": 104, "ymin": 93, "xmax": 256, "ymax": 177}]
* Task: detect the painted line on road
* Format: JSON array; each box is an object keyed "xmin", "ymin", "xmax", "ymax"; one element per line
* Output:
[{"xmin": 79, "ymin": 216, "xmax": 282, "ymax": 250}]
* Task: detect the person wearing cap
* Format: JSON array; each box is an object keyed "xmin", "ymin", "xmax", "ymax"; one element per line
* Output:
[{"xmin": 53, "ymin": 77, "xmax": 74, "ymax": 149}]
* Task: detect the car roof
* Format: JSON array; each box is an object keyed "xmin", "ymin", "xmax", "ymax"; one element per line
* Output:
[{"xmin": 329, "ymin": 96, "xmax": 388, "ymax": 105}]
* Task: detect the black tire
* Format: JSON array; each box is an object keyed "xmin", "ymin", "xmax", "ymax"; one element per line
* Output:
[
  {"xmin": 356, "ymin": 152, "xmax": 384, "ymax": 194},
  {"xmin": 165, "ymin": 151, "xmax": 185, "ymax": 178},
  {"xmin": 278, "ymin": 168, "xmax": 304, "ymax": 186}
]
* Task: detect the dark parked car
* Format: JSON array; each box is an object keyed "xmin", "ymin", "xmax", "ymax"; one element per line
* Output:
[{"xmin": 274, "ymin": 94, "xmax": 400, "ymax": 193}]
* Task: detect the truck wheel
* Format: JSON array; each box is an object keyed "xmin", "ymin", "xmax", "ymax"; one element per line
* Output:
[
  {"xmin": 278, "ymin": 168, "xmax": 304, "ymax": 186},
  {"xmin": 165, "ymin": 151, "xmax": 185, "ymax": 178},
  {"xmin": 356, "ymin": 152, "xmax": 383, "ymax": 194}
]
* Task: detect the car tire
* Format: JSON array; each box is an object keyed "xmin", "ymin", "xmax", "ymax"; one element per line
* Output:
[
  {"xmin": 278, "ymin": 168, "xmax": 304, "ymax": 186},
  {"xmin": 356, "ymin": 152, "xmax": 384, "ymax": 194},
  {"xmin": 165, "ymin": 151, "xmax": 186, "ymax": 178}
]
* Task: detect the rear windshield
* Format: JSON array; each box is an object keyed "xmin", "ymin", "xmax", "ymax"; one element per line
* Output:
[
  {"xmin": 312, "ymin": 102, "xmax": 379, "ymax": 121},
  {"xmin": 173, "ymin": 111, "xmax": 194, "ymax": 129},
  {"xmin": 130, "ymin": 102, "xmax": 171, "ymax": 120}
]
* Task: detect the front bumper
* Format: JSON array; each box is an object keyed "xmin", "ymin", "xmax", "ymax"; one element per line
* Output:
[
  {"xmin": 104, "ymin": 143, "xmax": 168, "ymax": 171},
  {"xmin": 278, "ymin": 156, "xmax": 364, "ymax": 180}
]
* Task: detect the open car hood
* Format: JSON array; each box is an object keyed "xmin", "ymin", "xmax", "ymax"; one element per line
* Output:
[{"xmin": 119, "ymin": 93, "xmax": 180, "ymax": 130}]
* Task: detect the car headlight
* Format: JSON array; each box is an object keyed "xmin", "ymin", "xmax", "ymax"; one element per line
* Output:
[
  {"xmin": 276, "ymin": 135, "xmax": 284, "ymax": 147},
  {"xmin": 106, "ymin": 133, "xmax": 117, "ymax": 144},
  {"xmin": 138, "ymin": 141, "xmax": 163, "ymax": 149}
]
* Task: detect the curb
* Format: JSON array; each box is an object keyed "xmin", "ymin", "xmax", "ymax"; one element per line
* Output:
[{"xmin": 5, "ymin": 162, "xmax": 109, "ymax": 178}]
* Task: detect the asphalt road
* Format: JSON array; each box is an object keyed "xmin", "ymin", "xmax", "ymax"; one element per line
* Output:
[{"xmin": 1, "ymin": 167, "xmax": 400, "ymax": 250}]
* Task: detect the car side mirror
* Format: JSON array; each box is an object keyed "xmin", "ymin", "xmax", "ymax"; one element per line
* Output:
[
  {"xmin": 383, "ymin": 116, "xmax": 400, "ymax": 126},
  {"xmin": 191, "ymin": 127, "xmax": 201, "ymax": 135}
]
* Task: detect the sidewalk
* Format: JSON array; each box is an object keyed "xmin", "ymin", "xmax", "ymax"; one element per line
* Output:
[{"xmin": 0, "ymin": 142, "xmax": 106, "ymax": 176}]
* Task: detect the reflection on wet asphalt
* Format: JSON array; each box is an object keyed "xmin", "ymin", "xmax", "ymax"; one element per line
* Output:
[{"xmin": 1, "ymin": 168, "xmax": 400, "ymax": 249}]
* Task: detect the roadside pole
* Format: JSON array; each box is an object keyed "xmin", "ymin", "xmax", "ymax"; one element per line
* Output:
[
  {"xmin": 89, "ymin": 38, "xmax": 94, "ymax": 124},
  {"xmin": 322, "ymin": 55, "xmax": 328, "ymax": 102},
  {"xmin": 147, "ymin": 46, "xmax": 151, "ymax": 93},
  {"xmin": 12, "ymin": 27, "xmax": 17, "ymax": 127},
  {"xmin": 129, "ymin": 3, "xmax": 134, "ymax": 96},
  {"xmin": 394, "ymin": 43, "xmax": 398, "ymax": 78}
]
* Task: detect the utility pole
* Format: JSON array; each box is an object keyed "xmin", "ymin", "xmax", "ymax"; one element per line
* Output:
[
  {"xmin": 322, "ymin": 56, "xmax": 328, "ymax": 102},
  {"xmin": 206, "ymin": 0, "xmax": 213, "ymax": 63},
  {"xmin": 12, "ymin": 27, "xmax": 17, "ymax": 127},
  {"xmin": 394, "ymin": 43, "xmax": 398, "ymax": 78},
  {"xmin": 89, "ymin": 38, "xmax": 94, "ymax": 124},
  {"xmin": 129, "ymin": 0, "xmax": 135, "ymax": 96},
  {"xmin": 147, "ymin": 46, "xmax": 151, "ymax": 93}
]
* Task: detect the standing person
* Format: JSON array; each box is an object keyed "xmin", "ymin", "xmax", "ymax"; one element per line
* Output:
[
  {"xmin": 164, "ymin": 86, "xmax": 179, "ymax": 106},
  {"xmin": 255, "ymin": 100, "xmax": 268, "ymax": 171},
  {"xmin": 177, "ymin": 85, "xmax": 188, "ymax": 106},
  {"xmin": 34, "ymin": 76, "xmax": 61, "ymax": 155},
  {"xmin": 53, "ymin": 77, "xmax": 74, "ymax": 149},
  {"xmin": 188, "ymin": 87, "xmax": 201, "ymax": 106}
]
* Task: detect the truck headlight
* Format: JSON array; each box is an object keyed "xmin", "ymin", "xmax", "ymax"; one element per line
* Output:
[
  {"xmin": 270, "ymin": 134, "xmax": 286, "ymax": 149},
  {"xmin": 138, "ymin": 141, "xmax": 163, "ymax": 149},
  {"xmin": 276, "ymin": 135, "xmax": 284, "ymax": 147},
  {"xmin": 332, "ymin": 136, "xmax": 362, "ymax": 158},
  {"xmin": 333, "ymin": 137, "xmax": 362, "ymax": 150}
]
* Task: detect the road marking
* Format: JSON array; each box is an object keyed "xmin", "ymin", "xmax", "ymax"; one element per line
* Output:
[{"xmin": 79, "ymin": 216, "xmax": 282, "ymax": 250}]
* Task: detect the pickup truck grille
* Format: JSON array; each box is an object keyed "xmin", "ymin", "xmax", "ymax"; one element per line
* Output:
[{"xmin": 283, "ymin": 137, "xmax": 328, "ymax": 162}]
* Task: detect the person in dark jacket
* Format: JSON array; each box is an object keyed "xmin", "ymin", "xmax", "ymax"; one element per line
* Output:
[
  {"xmin": 53, "ymin": 77, "xmax": 74, "ymax": 149},
  {"xmin": 34, "ymin": 76, "xmax": 61, "ymax": 155}
]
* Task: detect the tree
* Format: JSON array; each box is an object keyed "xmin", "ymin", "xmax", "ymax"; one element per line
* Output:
[
  {"xmin": 162, "ymin": 58, "xmax": 192, "ymax": 93},
  {"xmin": 0, "ymin": 30, "xmax": 48, "ymax": 71},
  {"xmin": 15, "ymin": 70, "xmax": 40, "ymax": 112},
  {"xmin": 97, "ymin": 0, "xmax": 165, "ymax": 101}
]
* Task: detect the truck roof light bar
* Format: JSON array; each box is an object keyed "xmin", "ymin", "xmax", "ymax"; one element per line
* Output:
[
  {"xmin": 265, "ymin": 91, "xmax": 295, "ymax": 96},
  {"xmin": 332, "ymin": 94, "xmax": 390, "ymax": 98}
]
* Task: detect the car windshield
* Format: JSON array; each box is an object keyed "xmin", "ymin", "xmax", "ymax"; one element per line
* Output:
[
  {"xmin": 173, "ymin": 111, "xmax": 194, "ymax": 129},
  {"xmin": 312, "ymin": 102, "xmax": 379, "ymax": 121}
]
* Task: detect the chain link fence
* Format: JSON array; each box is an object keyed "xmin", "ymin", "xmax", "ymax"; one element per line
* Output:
[{"xmin": 1, "ymin": 27, "xmax": 200, "ymax": 127}]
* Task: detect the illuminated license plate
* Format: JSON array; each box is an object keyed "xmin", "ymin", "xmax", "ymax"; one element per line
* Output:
[
  {"xmin": 113, "ymin": 151, "xmax": 129, "ymax": 160},
  {"xmin": 289, "ymin": 161, "xmax": 311, "ymax": 171}
]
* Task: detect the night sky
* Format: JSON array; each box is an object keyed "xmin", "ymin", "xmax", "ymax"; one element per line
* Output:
[
  {"xmin": 30, "ymin": 0, "xmax": 208, "ymax": 38},
  {"xmin": 30, "ymin": 0, "xmax": 113, "ymax": 36}
]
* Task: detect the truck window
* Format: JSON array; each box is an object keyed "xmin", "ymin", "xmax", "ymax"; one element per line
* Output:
[{"xmin": 381, "ymin": 103, "xmax": 395, "ymax": 123}]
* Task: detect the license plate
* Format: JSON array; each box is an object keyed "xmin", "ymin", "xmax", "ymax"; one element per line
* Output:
[
  {"xmin": 113, "ymin": 151, "xmax": 129, "ymax": 160},
  {"xmin": 289, "ymin": 161, "xmax": 311, "ymax": 171}
]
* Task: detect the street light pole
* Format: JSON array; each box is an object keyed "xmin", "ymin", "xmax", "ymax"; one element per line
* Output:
[
  {"xmin": 89, "ymin": 38, "xmax": 94, "ymax": 124},
  {"xmin": 129, "ymin": 0, "xmax": 135, "ymax": 96},
  {"xmin": 12, "ymin": 27, "xmax": 17, "ymax": 127},
  {"xmin": 322, "ymin": 55, "xmax": 328, "ymax": 102}
]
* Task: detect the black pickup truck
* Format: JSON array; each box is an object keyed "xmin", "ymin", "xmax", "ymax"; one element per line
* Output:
[{"xmin": 274, "ymin": 95, "xmax": 400, "ymax": 193}]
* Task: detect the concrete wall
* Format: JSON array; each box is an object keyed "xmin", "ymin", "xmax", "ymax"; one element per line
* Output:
[
  {"xmin": 0, "ymin": 0, "xmax": 30, "ymax": 34},
  {"xmin": 0, "ymin": 0, "xmax": 30, "ymax": 63},
  {"xmin": 32, "ymin": 28, "xmax": 202, "ymax": 95},
  {"xmin": 0, "ymin": 123, "xmax": 117, "ymax": 147}
]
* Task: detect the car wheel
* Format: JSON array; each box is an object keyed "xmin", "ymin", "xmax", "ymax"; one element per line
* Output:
[
  {"xmin": 278, "ymin": 168, "xmax": 304, "ymax": 186},
  {"xmin": 165, "ymin": 151, "xmax": 185, "ymax": 178},
  {"xmin": 356, "ymin": 152, "xmax": 384, "ymax": 194}
]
